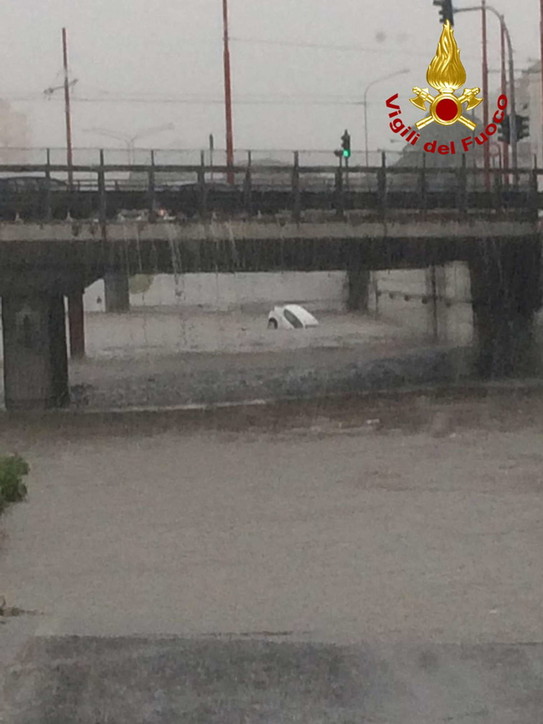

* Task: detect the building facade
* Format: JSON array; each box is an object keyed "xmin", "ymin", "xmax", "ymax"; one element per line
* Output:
[{"xmin": 0, "ymin": 100, "xmax": 30, "ymax": 163}]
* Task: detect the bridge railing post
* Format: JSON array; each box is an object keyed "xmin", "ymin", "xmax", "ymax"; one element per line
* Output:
[
  {"xmin": 98, "ymin": 149, "xmax": 107, "ymax": 224},
  {"xmin": 492, "ymin": 165, "xmax": 503, "ymax": 218},
  {"xmin": 529, "ymin": 159, "xmax": 538, "ymax": 222},
  {"xmin": 148, "ymin": 150, "xmax": 156, "ymax": 223},
  {"xmin": 243, "ymin": 150, "xmax": 253, "ymax": 216},
  {"xmin": 377, "ymin": 152, "xmax": 387, "ymax": 220},
  {"xmin": 418, "ymin": 155, "xmax": 427, "ymax": 217},
  {"xmin": 456, "ymin": 154, "xmax": 467, "ymax": 217},
  {"xmin": 292, "ymin": 151, "xmax": 301, "ymax": 223},
  {"xmin": 198, "ymin": 150, "xmax": 208, "ymax": 219},
  {"xmin": 44, "ymin": 148, "xmax": 52, "ymax": 221},
  {"xmin": 334, "ymin": 160, "xmax": 344, "ymax": 219}
]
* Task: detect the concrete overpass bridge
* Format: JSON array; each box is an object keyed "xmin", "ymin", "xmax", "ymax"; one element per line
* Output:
[{"xmin": 0, "ymin": 160, "xmax": 540, "ymax": 410}]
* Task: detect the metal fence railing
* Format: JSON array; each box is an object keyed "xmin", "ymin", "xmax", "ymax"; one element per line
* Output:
[
  {"xmin": 0, "ymin": 161, "xmax": 535, "ymax": 224},
  {"xmin": 0, "ymin": 146, "xmax": 538, "ymax": 171}
]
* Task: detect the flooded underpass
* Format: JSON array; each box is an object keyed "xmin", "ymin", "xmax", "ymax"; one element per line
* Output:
[
  {"xmin": 1, "ymin": 386, "xmax": 543, "ymax": 721},
  {"xmin": 66, "ymin": 307, "xmax": 459, "ymax": 410},
  {"xmin": 0, "ymin": 267, "xmax": 480, "ymax": 410}
]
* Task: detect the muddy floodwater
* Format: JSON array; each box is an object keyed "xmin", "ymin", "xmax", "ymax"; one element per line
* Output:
[
  {"xmin": 1, "ymin": 388, "xmax": 542, "ymax": 640},
  {"xmin": 1, "ymin": 388, "xmax": 543, "ymax": 720},
  {"xmin": 68, "ymin": 310, "xmax": 457, "ymax": 409}
]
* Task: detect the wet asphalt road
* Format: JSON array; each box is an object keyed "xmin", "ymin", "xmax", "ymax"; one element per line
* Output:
[{"xmin": 4, "ymin": 636, "xmax": 543, "ymax": 723}]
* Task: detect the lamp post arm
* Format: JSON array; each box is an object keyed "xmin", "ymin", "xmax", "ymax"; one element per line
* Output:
[
  {"xmin": 363, "ymin": 70, "xmax": 409, "ymax": 107},
  {"xmin": 131, "ymin": 123, "xmax": 175, "ymax": 145},
  {"xmin": 363, "ymin": 69, "xmax": 409, "ymax": 167}
]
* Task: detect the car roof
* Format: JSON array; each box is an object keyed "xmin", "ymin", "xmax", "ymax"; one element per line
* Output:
[{"xmin": 278, "ymin": 304, "xmax": 318, "ymax": 323}]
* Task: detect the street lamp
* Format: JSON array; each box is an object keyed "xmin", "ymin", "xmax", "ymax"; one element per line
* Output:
[
  {"xmin": 83, "ymin": 124, "xmax": 175, "ymax": 163},
  {"xmin": 363, "ymin": 69, "xmax": 410, "ymax": 167}
]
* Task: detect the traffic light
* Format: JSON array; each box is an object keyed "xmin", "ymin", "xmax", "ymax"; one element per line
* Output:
[
  {"xmin": 341, "ymin": 130, "xmax": 351, "ymax": 159},
  {"xmin": 497, "ymin": 114, "xmax": 529, "ymax": 144},
  {"xmin": 433, "ymin": 0, "xmax": 454, "ymax": 26},
  {"xmin": 498, "ymin": 114, "xmax": 510, "ymax": 144},
  {"xmin": 516, "ymin": 114, "xmax": 529, "ymax": 141}
]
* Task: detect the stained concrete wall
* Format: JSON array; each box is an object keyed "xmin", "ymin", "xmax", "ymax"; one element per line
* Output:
[
  {"xmin": 368, "ymin": 263, "xmax": 474, "ymax": 346},
  {"xmin": 84, "ymin": 271, "xmax": 348, "ymax": 313}
]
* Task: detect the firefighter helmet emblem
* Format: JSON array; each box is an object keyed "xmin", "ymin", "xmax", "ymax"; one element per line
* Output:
[{"xmin": 410, "ymin": 21, "xmax": 483, "ymax": 131}]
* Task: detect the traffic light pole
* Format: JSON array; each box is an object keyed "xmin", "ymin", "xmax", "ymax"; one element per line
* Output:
[
  {"xmin": 504, "ymin": 18, "xmax": 518, "ymax": 181},
  {"xmin": 541, "ymin": 0, "xmax": 543, "ymax": 166},
  {"xmin": 456, "ymin": 6, "xmax": 517, "ymax": 181},
  {"xmin": 481, "ymin": 0, "xmax": 490, "ymax": 190}
]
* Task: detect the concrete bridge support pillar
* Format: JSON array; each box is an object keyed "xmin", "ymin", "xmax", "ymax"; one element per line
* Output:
[
  {"xmin": 1, "ymin": 293, "xmax": 69, "ymax": 410},
  {"xmin": 469, "ymin": 238, "xmax": 542, "ymax": 378},
  {"xmin": 347, "ymin": 267, "xmax": 370, "ymax": 312},
  {"xmin": 104, "ymin": 272, "xmax": 130, "ymax": 313},
  {"xmin": 67, "ymin": 289, "xmax": 85, "ymax": 358},
  {"xmin": 346, "ymin": 246, "xmax": 370, "ymax": 312},
  {"xmin": 426, "ymin": 266, "xmax": 449, "ymax": 342}
]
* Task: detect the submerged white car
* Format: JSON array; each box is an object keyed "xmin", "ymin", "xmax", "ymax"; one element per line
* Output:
[{"xmin": 267, "ymin": 304, "xmax": 319, "ymax": 330}]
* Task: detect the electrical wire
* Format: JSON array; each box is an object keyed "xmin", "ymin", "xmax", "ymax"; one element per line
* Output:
[
  {"xmin": 6, "ymin": 93, "xmax": 377, "ymax": 107},
  {"xmin": 231, "ymin": 36, "xmax": 432, "ymax": 57},
  {"xmin": 229, "ymin": 36, "xmax": 497, "ymax": 64}
]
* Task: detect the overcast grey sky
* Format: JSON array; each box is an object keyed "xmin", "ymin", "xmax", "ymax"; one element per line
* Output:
[{"xmin": 0, "ymin": 0, "xmax": 540, "ymax": 153}]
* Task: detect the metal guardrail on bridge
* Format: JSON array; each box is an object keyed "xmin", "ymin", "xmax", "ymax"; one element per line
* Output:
[{"xmin": 0, "ymin": 155, "xmax": 538, "ymax": 223}]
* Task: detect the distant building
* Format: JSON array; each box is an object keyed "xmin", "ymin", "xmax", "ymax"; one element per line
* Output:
[
  {"xmin": 0, "ymin": 100, "xmax": 30, "ymax": 163},
  {"xmin": 512, "ymin": 61, "xmax": 541, "ymax": 167},
  {"xmin": 489, "ymin": 61, "xmax": 542, "ymax": 168}
]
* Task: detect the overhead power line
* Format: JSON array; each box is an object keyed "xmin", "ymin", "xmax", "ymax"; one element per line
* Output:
[
  {"xmin": 6, "ymin": 93, "xmax": 380, "ymax": 107},
  {"xmin": 229, "ymin": 36, "xmax": 492, "ymax": 63},
  {"xmin": 231, "ymin": 36, "xmax": 431, "ymax": 57}
]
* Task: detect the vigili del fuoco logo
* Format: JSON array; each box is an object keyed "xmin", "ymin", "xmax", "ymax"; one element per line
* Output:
[{"xmin": 384, "ymin": 21, "xmax": 508, "ymax": 155}]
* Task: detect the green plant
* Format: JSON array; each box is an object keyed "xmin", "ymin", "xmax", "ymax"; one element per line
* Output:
[{"xmin": 0, "ymin": 455, "xmax": 29, "ymax": 507}]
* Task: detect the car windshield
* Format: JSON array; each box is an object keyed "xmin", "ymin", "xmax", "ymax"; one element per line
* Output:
[{"xmin": 283, "ymin": 308, "xmax": 304, "ymax": 328}]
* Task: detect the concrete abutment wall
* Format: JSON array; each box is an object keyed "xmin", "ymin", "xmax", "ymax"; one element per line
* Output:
[
  {"xmin": 104, "ymin": 272, "xmax": 130, "ymax": 313},
  {"xmin": 368, "ymin": 263, "xmax": 474, "ymax": 347},
  {"xmin": 368, "ymin": 237, "xmax": 543, "ymax": 378},
  {"xmin": 469, "ymin": 237, "xmax": 542, "ymax": 377}
]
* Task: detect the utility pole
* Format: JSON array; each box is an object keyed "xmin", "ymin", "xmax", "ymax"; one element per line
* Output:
[
  {"xmin": 540, "ymin": 0, "xmax": 543, "ymax": 166},
  {"xmin": 500, "ymin": 19, "xmax": 509, "ymax": 177},
  {"xmin": 63, "ymin": 28, "xmax": 82, "ymax": 358},
  {"xmin": 222, "ymin": 0, "xmax": 234, "ymax": 185},
  {"xmin": 62, "ymin": 27, "xmax": 74, "ymax": 189},
  {"xmin": 481, "ymin": 0, "xmax": 490, "ymax": 190},
  {"xmin": 209, "ymin": 133, "xmax": 215, "ymax": 183},
  {"xmin": 505, "ymin": 21, "xmax": 518, "ymax": 182}
]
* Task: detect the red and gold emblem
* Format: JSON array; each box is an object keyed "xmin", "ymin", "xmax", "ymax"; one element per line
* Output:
[{"xmin": 410, "ymin": 21, "xmax": 483, "ymax": 131}]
